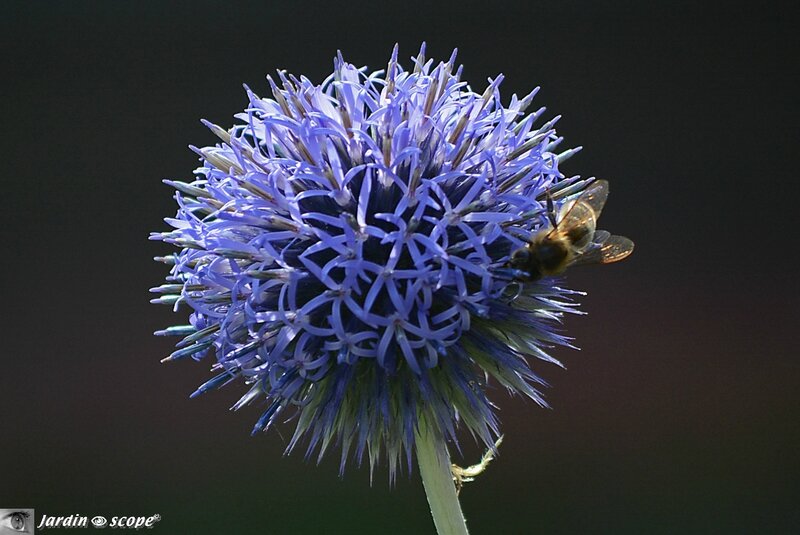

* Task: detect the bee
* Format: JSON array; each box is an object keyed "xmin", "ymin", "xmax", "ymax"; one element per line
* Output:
[{"xmin": 509, "ymin": 179, "xmax": 634, "ymax": 281}]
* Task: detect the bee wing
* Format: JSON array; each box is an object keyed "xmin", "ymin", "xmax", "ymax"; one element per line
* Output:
[
  {"xmin": 546, "ymin": 179, "xmax": 609, "ymax": 239},
  {"xmin": 573, "ymin": 179, "xmax": 609, "ymax": 217},
  {"xmin": 592, "ymin": 229, "xmax": 611, "ymax": 244},
  {"xmin": 571, "ymin": 234, "xmax": 635, "ymax": 266}
]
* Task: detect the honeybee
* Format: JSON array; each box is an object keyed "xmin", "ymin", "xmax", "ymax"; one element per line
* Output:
[{"xmin": 509, "ymin": 179, "xmax": 634, "ymax": 281}]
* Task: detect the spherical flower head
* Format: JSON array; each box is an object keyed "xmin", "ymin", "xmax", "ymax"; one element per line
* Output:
[{"xmin": 151, "ymin": 44, "xmax": 587, "ymax": 480}]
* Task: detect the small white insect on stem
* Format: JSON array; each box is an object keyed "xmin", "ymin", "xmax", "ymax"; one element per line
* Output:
[{"xmin": 450, "ymin": 435, "xmax": 504, "ymax": 495}]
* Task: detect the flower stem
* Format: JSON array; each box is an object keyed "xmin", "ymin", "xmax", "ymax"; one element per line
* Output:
[{"xmin": 416, "ymin": 425, "xmax": 469, "ymax": 535}]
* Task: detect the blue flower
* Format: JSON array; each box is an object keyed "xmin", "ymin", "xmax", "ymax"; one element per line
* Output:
[{"xmin": 151, "ymin": 44, "xmax": 587, "ymax": 480}]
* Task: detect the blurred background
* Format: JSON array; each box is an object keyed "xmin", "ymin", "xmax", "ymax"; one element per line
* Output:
[{"xmin": 1, "ymin": 1, "xmax": 796, "ymax": 533}]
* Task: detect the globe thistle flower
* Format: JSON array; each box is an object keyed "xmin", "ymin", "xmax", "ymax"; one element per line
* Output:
[{"xmin": 151, "ymin": 44, "xmax": 612, "ymax": 533}]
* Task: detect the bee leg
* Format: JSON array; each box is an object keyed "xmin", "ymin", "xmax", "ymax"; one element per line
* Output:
[
  {"xmin": 506, "ymin": 282, "xmax": 524, "ymax": 302},
  {"xmin": 546, "ymin": 189, "xmax": 558, "ymax": 228},
  {"xmin": 450, "ymin": 435, "xmax": 504, "ymax": 495}
]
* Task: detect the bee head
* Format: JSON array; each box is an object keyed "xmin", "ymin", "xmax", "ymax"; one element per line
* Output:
[
  {"xmin": 507, "ymin": 246, "xmax": 539, "ymax": 280},
  {"xmin": 509, "ymin": 246, "xmax": 531, "ymax": 268}
]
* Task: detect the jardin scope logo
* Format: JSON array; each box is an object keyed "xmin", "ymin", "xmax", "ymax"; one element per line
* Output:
[{"xmin": 0, "ymin": 509, "xmax": 161, "ymax": 532}]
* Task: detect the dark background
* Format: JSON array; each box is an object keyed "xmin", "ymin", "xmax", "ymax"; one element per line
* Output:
[{"xmin": 1, "ymin": 1, "xmax": 797, "ymax": 533}]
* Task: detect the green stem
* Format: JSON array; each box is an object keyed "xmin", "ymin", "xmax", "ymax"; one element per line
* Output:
[{"xmin": 416, "ymin": 424, "xmax": 469, "ymax": 535}]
